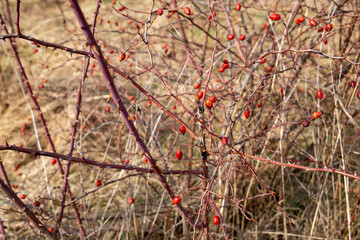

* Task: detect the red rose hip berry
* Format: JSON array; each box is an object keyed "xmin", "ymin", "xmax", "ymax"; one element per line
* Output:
[
  {"xmin": 349, "ymin": 81, "xmax": 356, "ymax": 88},
  {"xmin": 221, "ymin": 137, "xmax": 228, "ymax": 145},
  {"xmin": 227, "ymin": 34, "xmax": 235, "ymax": 40},
  {"xmin": 183, "ymin": 7, "xmax": 191, "ymax": 15},
  {"xmin": 176, "ymin": 149, "xmax": 183, "ymax": 160},
  {"xmin": 172, "ymin": 196, "xmax": 181, "ymax": 204},
  {"xmin": 317, "ymin": 90, "xmax": 323, "ymax": 99},
  {"xmin": 157, "ymin": 8, "xmax": 163, "ymax": 16},
  {"xmin": 325, "ymin": 23, "xmax": 333, "ymax": 32},
  {"xmin": 179, "ymin": 125, "xmax": 186, "ymax": 134},
  {"xmin": 312, "ymin": 111, "xmax": 322, "ymax": 119},
  {"xmin": 269, "ymin": 13, "xmax": 281, "ymax": 21},
  {"xmin": 295, "ymin": 16, "xmax": 305, "ymax": 24},
  {"xmin": 96, "ymin": 179, "xmax": 102, "ymax": 187},
  {"xmin": 213, "ymin": 215, "xmax": 220, "ymax": 226},
  {"xmin": 197, "ymin": 91, "xmax": 204, "ymax": 100},
  {"xmin": 244, "ymin": 109, "xmax": 250, "ymax": 119},
  {"xmin": 309, "ymin": 19, "xmax": 317, "ymax": 26},
  {"xmin": 206, "ymin": 99, "xmax": 213, "ymax": 109}
]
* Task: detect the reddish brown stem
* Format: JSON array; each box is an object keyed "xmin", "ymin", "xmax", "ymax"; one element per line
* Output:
[
  {"xmin": 67, "ymin": 0, "xmax": 203, "ymax": 228},
  {"xmin": 0, "ymin": 145, "xmax": 203, "ymax": 176},
  {"xmin": 0, "ymin": 219, "xmax": 6, "ymax": 240},
  {"xmin": 0, "ymin": 160, "xmax": 10, "ymax": 188},
  {"xmin": 0, "ymin": 13, "xmax": 86, "ymax": 239},
  {"xmin": 0, "ymin": 178, "xmax": 53, "ymax": 238}
]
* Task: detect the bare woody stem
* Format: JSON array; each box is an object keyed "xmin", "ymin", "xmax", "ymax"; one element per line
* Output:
[
  {"xmin": 0, "ymin": 178, "xmax": 53, "ymax": 238},
  {"xmin": 0, "ymin": 13, "xmax": 87, "ymax": 239},
  {"xmin": 0, "ymin": 218, "xmax": 7, "ymax": 240},
  {"xmin": 0, "ymin": 144, "xmax": 203, "ymax": 176},
  {"xmin": 55, "ymin": 0, "xmax": 102, "ymax": 234},
  {"xmin": 67, "ymin": 0, "xmax": 203, "ymax": 228}
]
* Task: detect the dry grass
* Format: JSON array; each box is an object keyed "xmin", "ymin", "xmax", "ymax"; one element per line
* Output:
[{"xmin": 0, "ymin": 0, "xmax": 360, "ymax": 239}]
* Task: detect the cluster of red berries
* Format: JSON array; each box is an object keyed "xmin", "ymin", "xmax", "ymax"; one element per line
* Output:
[{"xmin": 218, "ymin": 59, "xmax": 230, "ymax": 73}]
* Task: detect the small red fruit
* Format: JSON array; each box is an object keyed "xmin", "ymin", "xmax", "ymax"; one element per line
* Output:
[
  {"xmin": 176, "ymin": 149, "xmax": 183, "ymax": 160},
  {"xmin": 236, "ymin": 3, "xmax": 241, "ymax": 11},
  {"xmin": 14, "ymin": 164, "xmax": 20, "ymax": 171},
  {"xmin": 295, "ymin": 16, "xmax": 305, "ymax": 24},
  {"xmin": 184, "ymin": 7, "xmax": 191, "ymax": 15},
  {"xmin": 144, "ymin": 157, "xmax": 148, "ymax": 164},
  {"xmin": 118, "ymin": 6, "xmax": 125, "ymax": 11},
  {"xmin": 269, "ymin": 13, "xmax": 281, "ymax": 21},
  {"xmin": 357, "ymin": 91, "xmax": 360, "ymax": 99},
  {"xmin": 129, "ymin": 197, "xmax": 134, "ymax": 204},
  {"xmin": 266, "ymin": 66, "xmax": 272, "ymax": 72},
  {"xmin": 239, "ymin": 35, "xmax": 246, "ymax": 41},
  {"xmin": 34, "ymin": 201, "xmax": 40, "ymax": 207},
  {"xmin": 317, "ymin": 90, "xmax": 323, "ymax": 99},
  {"xmin": 48, "ymin": 227, "xmax": 54, "ymax": 233},
  {"xmin": 313, "ymin": 111, "xmax": 322, "ymax": 119},
  {"xmin": 213, "ymin": 215, "xmax": 220, "ymax": 226},
  {"xmin": 257, "ymin": 102, "xmax": 262, "ymax": 108},
  {"xmin": 96, "ymin": 179, "xmax": 102, "ymax": 187},
  {"xmin": 21, "ymin": 127, "xmax": 25, "ymax": 132},
  {"xmin": 323, "ymin": 38, "xmax": 328, "ymax": 44},
  {"xmin": 221, "ymin": 137, "xmax": 228, "ymax": 145},
  {"xmin": 318, "ymin": 26, "xmax": 323, "ymax": 32},
  {"xmin": 20, "ymin": 194, "xmax": 26, "ymax": 199},
  {"xmin": 309, "ymin": 19, "xmax": 317, "ymax": 26},
  {"xmin": 197, "ymin": 91, "xmax": 204, "ymax": 100},
  {"xmin": 179, "ymin": 125, "xmax": 186, "ymax": 134},
  {"xmin": 172, "ymin": 196, "xmax": 181, "ymax": 204},
  {"xmin": 51, "ymin": 158, "xmax": 56, "ymax": 165},
  {"xmin": 244, "ymin": 109, "xmax": 250, "ymax": 119},
  {"xmin": 209, "ymin": 96, "xmax": 217, "ymax": 103},
  {"xmin": 39, "ymin": 84, "xmax": 44, "ymax": 88},
  {"xmin": 218, "ymin": 67, "xmax": 224, "ymax": 73},
  {"xmin": 119, "ymin": 53, "xmax": 126, "ymax": 62},
  {"xmin": 147, "ymin": 101, "xmax": 152, "ymax": 107},
  {"xmin": 349, "ymin": 81, "xmax": 356, "ymax": 88},
  {"xmin": 260, "ymin": 57, "xmax": 266, "ymax": 64},
  {"xmin": 325, "ymin": 23, "xmax": 333, "ymax": 32},
  {"xmin": 33, "ymin": 49, "xmax": 38, "ymax": 53},
  {"xmin": 194, "ymin": 83, "xmax": 200, "ymax": 89},
  {"xmin": 129, "ymin": 96, "xmax": 135, "ymax": 100},
  {"xmin": 206, "ymin": 99, "xmax": 213, "ymax": 109},
  {"xmin": 227, "ymin": 34, "xmax": 235, "ymax": 40},
  {"xmin": 106, "ymin": 106, "xmax": 110, "ymax": 112},
  {"xmin": 157, "ymin": 8, "xmax": 163, "ymax": 15},
  {"xmin": 302, "ymin": 119, "xmax": 311, "ymax": 127},
  {"xmin": 125, "ymin": 159, "xmax": 130, "ymax": 164}
]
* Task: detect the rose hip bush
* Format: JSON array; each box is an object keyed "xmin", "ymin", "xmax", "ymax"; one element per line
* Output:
[{"xmin": 0, "ymin": 0, "xmax": 359, "ymax": 239}]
